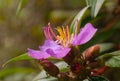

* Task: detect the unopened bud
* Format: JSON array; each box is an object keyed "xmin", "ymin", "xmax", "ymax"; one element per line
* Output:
[
  {"xmin": 92, "ymin": 66, "xmax": 109, "ymax": 76},
  {"xmin": 70, "ymin": 63, "xmax": 83, "ymax": 74},
  {"xmin": 63, "ymin": 47, "xmax": 79, "ymax": 65},
  {"xmin": 39, "ymin": 59, "xmax": 59, "ymax": 77},
  {"xmin": 84, "ymin": 45, "xmax": 100, "ymax": 61},
  {"xmin": 70, "ymin": 63, "xmax": 91, "ymax": 80}
]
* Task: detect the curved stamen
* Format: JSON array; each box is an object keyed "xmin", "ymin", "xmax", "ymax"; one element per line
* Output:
[
  {"xmin": 43, "ymin": 27, "xmax": 50, "ymax": 40},
  {"xmin": 43, "ymin": 25, "xmax": 53, "ymax": 40},
  {"xmin": 66, "ymin": 25, "xmax": 70, "ymax": 43},
  {"xmin": 48, "ymin": 23, "xmax": 58, "ymax": 40},
  {"xmin": 47, "ymin": 26, "xmax": 53, "ymax": 40}
]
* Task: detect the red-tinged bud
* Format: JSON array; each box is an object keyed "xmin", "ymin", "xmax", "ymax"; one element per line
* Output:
[
  {"xmin": 84, "ymin": 45, "xmax": 100, "ymax": 61},
  {"xmin": 63, "ymin": 52, "xmax": 75, "ymax": 65},
  {"xmin": 91, "ymin": 66, "xmax": 109, "ymax": 76},
  {"xmin": 63, "ymin": 47, "xmax": 79, "ymax": 65},
  {"xmin": 70, "ymin": 63, "xmax": 83, "ymax": 74},
  {"xmin": 70, "ymin": 63, "xmax": 91, "ymax": 80},
  {"xmin": 39, "ymin": 59, "xmax": 59, "ymax": 77}
]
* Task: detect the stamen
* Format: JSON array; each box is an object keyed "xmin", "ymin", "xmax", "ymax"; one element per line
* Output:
[
  {"xmin": 56, "ymin": 27, "xmax": 64, "ymax": 37},
  {"xmin": 56, "ymin": 35, "xmax": 65, "ymax": 47},
  {"xmin": 66, "ymin": 25, "xmax": 70, "ymax": 43},
  {"xmin": 56, "ymin": 26, "xmax": 69, "ymax": 46},
  {"xmin": 43, "ymin": 27, "xmax": 50, "ymax": 40},
  {"xmin": 62, "ymin": 26, "xmax": 67, "ymax": 43},
  {"xmin": 47, "ymin": 27, "xmax": 53, "ymax": 40},
  {"xmin": 48, "ymin": 23, "xmax": 58, "ymax": 40}
]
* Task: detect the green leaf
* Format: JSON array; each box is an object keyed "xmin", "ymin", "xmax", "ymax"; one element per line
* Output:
[
  {"xmin": 16, "ymin": 0, "xmax": 28, "ymax": 15},
  {"xmin": 86, "ymin": 0, "xmax": 105, "ymax": 17},
  {"xmin": 89, "ymin": 76, "xmax": 109, "ymax": 81},
  {"xmin": 0, "ymin": 67, "xmax": 34, "ymax": 78},
  {"xmin": 97, "ymin": 50, "xmax": 120, "ymax": 67},
  {"xmin": 99, "ymin": 43, "xmax": 114, "ymax": 53},
  {"xmin": 70, "ymin": 6, "xmax": 89, "ymax": 33},
  {"xmin": 97, "ymin": 50, "xmax": 120, "ymax": 60},
  {"xmin": 106, "ymin": 56, "xmax": 120, "ymax": 67},
  {"xmin": 105, "ymin": 51, "xmax": 120, "ymax": 67},
  {"xmin": 2, "ymin": 53, "xmax": 64, "ymax": 67},
  {"xmin": 2, "ymin": 53, "xmax": 33, "ymax": 67},
  {"xmin": 55, "ymin": 61, "xmax": 69, "ymax": 72}
]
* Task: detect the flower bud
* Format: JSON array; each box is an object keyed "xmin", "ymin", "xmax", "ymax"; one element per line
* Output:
[
  {"xmin": 70, "ymin": 63, "xmax": 83, "ymax": 74},
  {"xmin": 63, "ymin": 47, "xmax": 79, "ymax": 65},
  {"xmin": 92, "ymin": 66, "xmax": 109, "ymax": 76},
  {"xmin": 39, "ymin": 59, "xmax": 59, "ymax": 77},
  {"xmin": 84, "ymin": 45, "xmax": 100, "ymax": 61},
  {"xmin": 70, "ymin": 63, "xmax": 91, "ymax": 80}
]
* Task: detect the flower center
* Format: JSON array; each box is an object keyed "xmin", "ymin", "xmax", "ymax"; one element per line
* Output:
[
  {"xmin": 43, "ymin": 22, "xmax": 78, "ymax": 47},
  {"xmin": 56, "ymin": 26, "xmax": 72, "ymax": 47}
]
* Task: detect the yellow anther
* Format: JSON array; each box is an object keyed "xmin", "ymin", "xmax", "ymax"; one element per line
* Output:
[
  {"xmin": 66, "ymin": 25, "xmax": 70, "ymax": 43},
  {"xmin": 56, "ymin": 27, "xmax": 66, "ymax": 42},
  {"xmin": 56, "ymin": 26, "xmax": 73, "ymax": 47},
  {"xmin": 56, "ymin": 27, "xmax": 64, "ymax": 37}
]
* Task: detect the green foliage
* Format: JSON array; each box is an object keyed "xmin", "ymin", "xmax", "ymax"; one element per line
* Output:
[
  {"xmin": 16, "ymin": 0, "xmax": 28, "ymax": 15},
  {"xmin": 1, "ymin": 0, "xmax": 120, "ymax": 80},
  {"xmin": 97, "ymin": 51, "xmax": 120, "ymax": 67},
  {"xmin": 89, "ymin": 76, "xmax": 109, "ymax": 81},
  {"xmin": 86, "ymin": 0, "xmax": 105, "ymax": 17},
  {"xmin": 0, "ymin": 67, "xmax": 34, "ymax": 79},
  {"xmin": 97, "ymin": 51, "xmax": 120, "ymax": 59},
  {"xmin": 106, "ymin": 55, "xmax": 120, "ymax": 67},
  {"xmin": 2, "ymin": 53, "xmax": 33, "ymax": 67},
  {"xmin": 70, "ymin": 0, "xmax": 105, "ymax": 32},
  {"xmin": 2, "ymin": 53, "xmax": 63, "ymax": 67},
  {"xmin": 99, "ymin": 43, "xmax": 114, "ymax": 53},
  {"xmin": 70, "ymin": 6, "xmax": 89, "ymax": 33}
]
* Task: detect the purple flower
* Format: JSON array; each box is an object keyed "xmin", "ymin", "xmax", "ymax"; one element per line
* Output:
[{"xmin": 28, "ymin": 22, "xmax": 97, "ymax": 59}]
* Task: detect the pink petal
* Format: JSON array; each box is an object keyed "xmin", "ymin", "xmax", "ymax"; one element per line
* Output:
[
  {"xmin": 39, "ymin": 40, "xmax": 71, "ymax": 58},
  {"xmin": 28, "ymin": 48, "xmax": 50, "ymax": 59},
  {"xmin": 39, "ymin": 40, "xmax": 61, "ymax": 51},
  {"xmin": 72, "ymin": 23, "xmax": 97, "ymax": 46},
  {"xmin": 46, "ymin": 47, "xmax": 71, "ymax": 58}
]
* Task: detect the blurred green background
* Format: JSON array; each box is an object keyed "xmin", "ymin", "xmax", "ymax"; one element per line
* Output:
[{"xmin": 0, "ymin": 0, "xmax": 120, "ymax": 81}]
